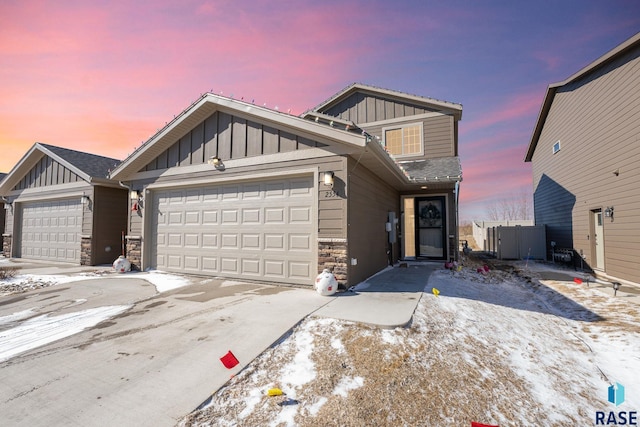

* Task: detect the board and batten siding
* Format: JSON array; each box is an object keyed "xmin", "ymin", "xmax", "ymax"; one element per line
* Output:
[
  {"xmin": 531, "ymin": 44, "xmax": 640, "ymax": 283},
  {"xmin": 12, "ymin": 155, "xmax": 81, "ymax": 190},
  {"xmin": 319, "ymin": 91, "xmax": 438, "ymax": 124},
  {"xmin": 347, "ymin": 157, "xmax": 400, "ymax": 285},
  {"xmin": 141, "ymin": 111, "xmax": 326, "ymax": 172}
]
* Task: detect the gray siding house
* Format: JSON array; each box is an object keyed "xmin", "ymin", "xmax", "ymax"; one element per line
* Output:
[
  {"xmin": 110, "ymin": 84, "xmax": 463, "ymax": 286},
  {"xmin": 525, "ymin": 32, "xmax": 640, "ymax": 285},
  {"xmin": 0, "ymin": 143, "xmax": 128, "ymax": 265},
  {"xmin": 0, "ymin": 173, "xmax": 6, "ymax": 248}
]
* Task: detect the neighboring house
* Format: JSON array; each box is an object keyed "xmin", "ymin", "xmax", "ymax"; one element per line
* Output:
[
  {"xmin": 110, "ymin": 83, "xmax": 463, "ymax": 286},
  {"xmin": 525, "ymin": 32, "xmax": 640, "ymax": 285},
  {"xmin": 0, "ymin": 143, "xmax": 127, "ymax": 265},
  {"xmin": 0, "ymin": 172, "xmax": 6, "ymax": 253}
]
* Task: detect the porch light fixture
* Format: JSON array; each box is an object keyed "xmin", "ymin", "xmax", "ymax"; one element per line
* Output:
[
  {"xmin": 208, "ymin": 156, "xmax": 224, "ymax": 169},
  {"xmin": 323, "ymin": 171, "xmax": 334, "ymax": 187},
  {"xmin": 130, "ymin": 190, "xmax": 139, "ymax": 200},
  {"xmin": 81, "ymin": 194, "xmax": 90, "ymax": 205},
  {"xmin": 612, "ymin": 282, "xmax": 621, "ymax": 296},
  {"xmin": 604, "ymin": 206, "xmax": 614, "ymax": 219}
]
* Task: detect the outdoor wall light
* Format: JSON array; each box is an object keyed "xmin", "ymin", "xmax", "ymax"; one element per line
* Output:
[
  {"xmin": 130, "ymin": 190, "xmax": 143, "ymax": 202},
  {"xmin": 208, "ymin": 156, "xmax": 225, "ymax": 169},
  {"xmin": 81, "ymin": 194, "xmax": 90, "ymax": 205},
  {"xmin": 323, "ymin": 171, "xmax": 334, "ymax": 187},
  {"xmin": 604, "ymin": 206, "xmax": 614, "ymax": 219}
]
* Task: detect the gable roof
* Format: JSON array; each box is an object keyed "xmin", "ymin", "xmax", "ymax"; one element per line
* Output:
[
  {"xmin": 525, "ymin": 32, "xmax": 640, "ymax": 162},
  {"xmin": 110, "ymin": 90, "xmax": 463, "ymax": 190},
  {"xmin": 0, "ymin": 142, "xmax": 121, "ymax": 194},
  {"xmin": 305, "ymin": 83, "xmax": 463, "ymax": 121},
  {"xmin": 109, "ymin": 92, "xmax": 369, "ymax": 181}
]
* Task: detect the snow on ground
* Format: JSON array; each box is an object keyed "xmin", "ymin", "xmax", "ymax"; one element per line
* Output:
[
  {"xmin": 137, "ymin": 270, "xmax": 192, "ymax": 293},
  {"xmin": 0, "ymin": 269, "xmax": 192, "ymax": 296},
  {"xmin": 0, "ymin": 305, "xmax": 130, "ymax": 362},
  {"xmin": 0, "ymin": 268, "xmax": 191, "ymax": 362},
  {"xmin": 181, "ymin": 260, "xmax": 640, "ymax": 426}
]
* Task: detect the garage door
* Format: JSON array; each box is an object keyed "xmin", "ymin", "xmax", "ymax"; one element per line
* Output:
[
  {"xmin": 20, "ymin": 199, "xmax": 82, "ymax": 263},
  {"xmin": 151, "ymin": 176, "xmax": 316, "ymax": 285}
]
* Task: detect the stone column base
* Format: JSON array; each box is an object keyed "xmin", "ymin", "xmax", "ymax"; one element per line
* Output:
[
  {"xmin": 318, "ymin": 238, "xmax": 348, "ymax": 285},
  {"xmin": 80, "ymin": 236, "xmax": 92, "ymax": 266},
  {"xmin": 125, "ymin": 236, "xmax": 142, "ymax": 270},
  {"xmin": 2, "ymin": 234, "xmax": 11, "ymax": 258}
]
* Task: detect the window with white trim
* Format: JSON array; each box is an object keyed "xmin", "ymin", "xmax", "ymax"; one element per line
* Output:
[
  {"xmin": 552, "ymin": 140, "xmax": 561, "ymax": 154},
  {"xmin": 383, "ymin": 123, "xmax": 423, "ymax": 157}
]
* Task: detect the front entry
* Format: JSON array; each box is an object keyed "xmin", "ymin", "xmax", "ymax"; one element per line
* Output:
[
  {"xmin": 591, "ymin": 209, "xmax": 605, "ymax": 270},
  {"xmin": 415, "ymin": 197, "xmax": 446, "ymax": 259}
]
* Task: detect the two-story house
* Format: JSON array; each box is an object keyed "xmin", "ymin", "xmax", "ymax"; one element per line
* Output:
[
  {"xmin": 525, "ymin": 32, "xmax": 640, "ymax": 285},
  {"xmin": 110, "ymin": 83, "xmax": 463, "ymax": 286}
]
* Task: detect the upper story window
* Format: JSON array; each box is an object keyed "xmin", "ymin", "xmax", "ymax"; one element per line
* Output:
[
  {"xmin": 552, "ymin": 140, "xmax": 561, "ymax": 154},
  {"xmin": 383, "ymin": 123, "xmax": 423, "ymax": 157}
]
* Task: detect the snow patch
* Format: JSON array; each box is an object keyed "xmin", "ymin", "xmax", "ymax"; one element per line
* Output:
[
  {"xmin": 0, "ymin": 305, "xmax": 131, "ymax": 362},
  {"xmin": 333, "ymin": 376, "xmax": 364, "ymax": 397}
]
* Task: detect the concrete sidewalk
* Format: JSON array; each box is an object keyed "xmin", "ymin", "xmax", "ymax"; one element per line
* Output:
[{"xmin": 313, "ymin": 263, "xmax": 436, "ymax": 328}]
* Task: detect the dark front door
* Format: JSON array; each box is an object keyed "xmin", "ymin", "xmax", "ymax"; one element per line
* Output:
[{"xmin": 415, "ymin": 197, "xmax": 446, "ymax": 259}]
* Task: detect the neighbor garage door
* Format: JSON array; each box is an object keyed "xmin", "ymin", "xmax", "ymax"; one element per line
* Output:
[
  {"xmin": 151, "ymin": 176, "xmax": 315, "ymax": 285},
  {"xmin": 20, "ymin": 199, "xmax": 83, "ymax": 263}
]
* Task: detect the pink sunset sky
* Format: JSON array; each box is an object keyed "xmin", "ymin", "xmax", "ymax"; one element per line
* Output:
[{"xmin": 1, "ymin": 0, "xmax": 638, "ymax": 221}]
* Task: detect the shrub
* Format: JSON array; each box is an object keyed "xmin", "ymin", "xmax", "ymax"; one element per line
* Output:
[{"xmin": 0, "ymin": 266, "xmax": 19, "ymax": 280}]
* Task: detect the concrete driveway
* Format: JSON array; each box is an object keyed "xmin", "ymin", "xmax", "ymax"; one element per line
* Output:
[{"xmin": 0, "ymin": 271, "xmax": 330, "ymax": 427}]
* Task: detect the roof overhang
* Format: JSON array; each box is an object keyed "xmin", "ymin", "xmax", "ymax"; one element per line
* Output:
[
  {"xmin": 0, "ymin": 143, "xmax": 92, "ymax": 195},
  {"xmin": 109, "ymin": 93, "xmax": 368, "ymax": 181},
  {"xmin": 306, "ymin": 83, "xmax": 463, "ymax": 121},
  {"xmin": 525, "ymin": 32, "xmax": 640, "ymax": 162}
]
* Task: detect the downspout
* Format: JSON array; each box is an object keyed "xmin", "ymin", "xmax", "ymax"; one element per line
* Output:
[{"xmin": 118, "ymin": 181, "xmax": 132, "ymax": 192}]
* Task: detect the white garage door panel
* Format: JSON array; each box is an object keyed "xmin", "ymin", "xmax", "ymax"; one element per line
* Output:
[
  {"xmin": 151, "ymin": 176, "xmax": 315, "ymax": 285},
  {"xmin": 20, "ymin": 199, "xmax": 82, "ymax": 263}
]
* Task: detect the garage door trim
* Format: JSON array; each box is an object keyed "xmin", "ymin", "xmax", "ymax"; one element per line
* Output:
[{"xmin": 142, "ymin": 169, "xmax": 318, "ymax": 285}]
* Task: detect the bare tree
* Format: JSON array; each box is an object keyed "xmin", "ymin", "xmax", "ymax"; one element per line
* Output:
[{"xmin": 486, "ymin": 192, "xmax": 532, "ymax": 220}]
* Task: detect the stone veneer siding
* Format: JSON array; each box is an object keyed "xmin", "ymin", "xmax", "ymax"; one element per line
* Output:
[
  {"xmin": 2, "ymin": 234, "xmax": 11, "ymax": 258},
  {"xmin": 80, "ymin": 236, "xmax": 92, "ymax": 266},
  {"xmin": 318, "ymin": 238, "xmax": 348, "ymax": 285},
  {"xmin": 126, "ymin": 236, "xmax": 142, "ymax": 270}
]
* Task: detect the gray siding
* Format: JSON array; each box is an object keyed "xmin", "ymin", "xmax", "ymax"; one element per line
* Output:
[
  {"xmin": 93, "ymin": 186, "xmax": 128, "ymax": 264},
  {"xmin": 363, "ymin": 114, "xmax": 455, "ymax": 160},
  {"xmin": 531, "ymin": 44, "xmax": 640, "ymax": 283},
  {"xmin": 347, "ymin": 157, "xmax": 400, "ymax": 284},
  {"xmin": 12, "ymin": 156, "xmax": 81, "ymax": 190},
  {"xmin": 142, "ymin": 112, "xmax": 327, "ymax": 172},
  {"xmin": 0, "ymin": 206, "xmax": 5, "ymax": 237},
  {"xmin": 320, "ymin": 92, "xmax": 436, "ymax": 123}
]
